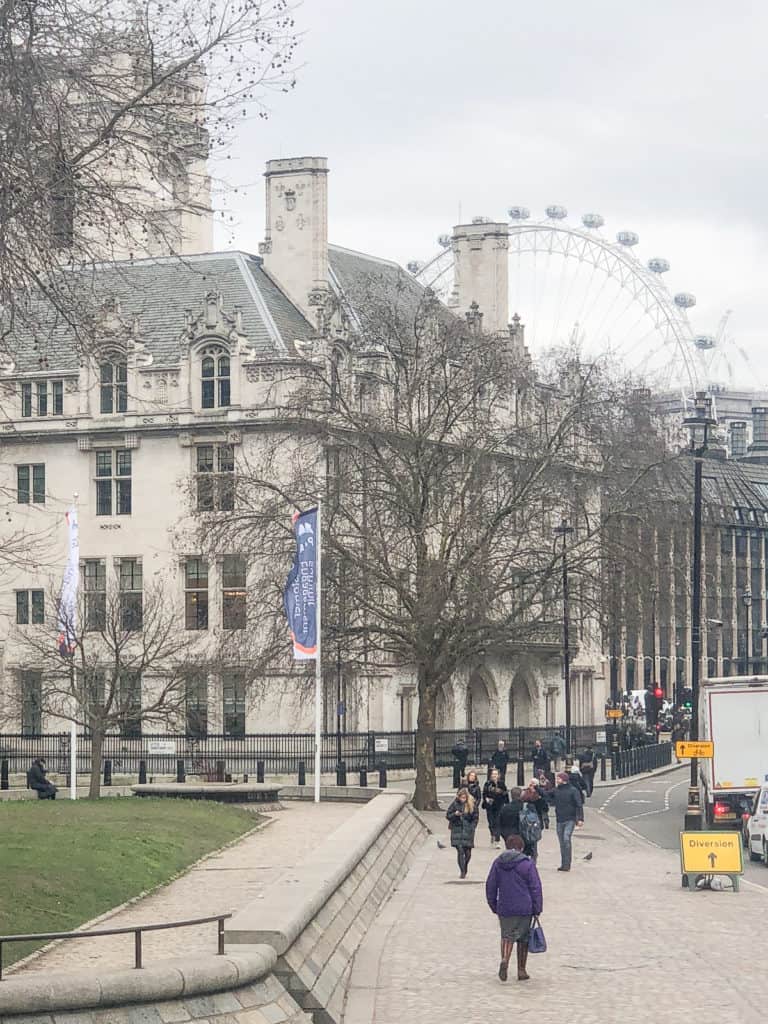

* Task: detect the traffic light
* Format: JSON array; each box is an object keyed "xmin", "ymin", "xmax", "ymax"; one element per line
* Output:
[
  {"xmin": 645, "ymin": 688, "xmax": 658, "ymax": 730},
  {"xmin": 681, "ymin": 687, "xmax": 693, "ymax": 712}
]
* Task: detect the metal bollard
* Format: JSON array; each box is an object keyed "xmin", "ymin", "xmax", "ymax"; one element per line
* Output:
[
  {"xmin": 176, "ymin": 759, "xmax": 185, "ymax": 783},
  {"xmin": 103, "ymin": 759, "xmax": 112, "ymax": 787},
  {"xmin": 378, "ymin": 763, "xmax": 388, "ymax": 788},
  {"xmin": 452, "ymin": 763, "xmax": 461, "ymax": 789},
  {"xmin": 1, "ymin": 758, "xmax": 9, "ymax": 790},
  {"xmin": 336, "ymin": 761, "xmax": 347, "ymax": 787},
  {"xmin": 215, "ymin": 759, "xmax": 226, "ymax": 783},
  {"xmin": 359, "ymin": 767, "xmax": 368, "ymax": 787},
  {"xmin": 517, "ymin": 758, "xmax": 525, "ymax": 786},
  {"xmin": 243, "ymin": 773, "xmax": 248, "ymax": 783},
  {"xmin": 138, "ymin": 760, "xmax": 147, "ymax": 784},
  {"xmin": 600, "ymin": 755, "xmax": 606, "ymax": 782},
  {"xmin": 298, "ymin": 760, "xmax": 306, "ymax": 786},
  {"xmin": 257, "ymin": 760, "xmax": 265, "ymax": 783}
]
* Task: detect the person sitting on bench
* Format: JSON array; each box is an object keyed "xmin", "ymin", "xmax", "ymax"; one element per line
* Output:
[{"xmin": 27, "ymin": 758, "xmax": 57, "ymax": 799}]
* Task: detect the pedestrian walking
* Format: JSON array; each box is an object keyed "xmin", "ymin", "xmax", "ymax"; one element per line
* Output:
[
  {"xmin": 482, "ymin": 769, "xmax": 508, "ymax": 847},
  {"xmin": 530, "ymin": 739, "xmax": 550, "ymax": 775},
  {"xmin": 485, "ymin": 834, "xmax": 543, "ymax": 983},
  {"xmin": 566, "ymin": 762, "xmax": 587, "ymax": 804},
  {"xmin": 519, "ymin": 780, "xmax": 548, "ymax": 860},
  {"xmin": 451, "ymin": 737, "xmax": 469, "ymax": 779},
  {"xmin": 491, "ymin": 739, "xmax": 510, "ymax": 782},
  {"xmin": 463, "ymin": 768, "xmax": 482, "ymax": 807},
  {"xmin": 554, "ymin": 771, "xmax": 583, "ymax": 871},
  {"xmin": 27, "ymin": 758, "xmax": 57, "ymax": 799},
  {"xmin": 446, "ymin": 786, "xmax": 479, "ymax": 879},
  {"xmin": 550, "ymin": 731, "xmax": 567, "ymax": 771},
  {"xmin": 498, "ymin": 785, "xmax": 523, "ymax": 840},
  {"xmin": 578, "ymin": 746, "xmax": 597, "ymax": 797}
]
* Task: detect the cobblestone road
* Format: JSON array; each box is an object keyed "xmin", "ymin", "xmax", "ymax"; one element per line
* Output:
[
  {"xmin": 358, "ymin": 804, "xmax": 766, "ymax": 1024},
  {"xmin": 14, "ymin": 800, "xmax": 353, "ymax": 974}
]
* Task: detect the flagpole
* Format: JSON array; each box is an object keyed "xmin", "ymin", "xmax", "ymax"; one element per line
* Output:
[
  {"xmin": 69, "ymin": 492, "xmax": 79, "ymax": 801},
  {"xmin": 314, "ymin": 499, "xmax": 323, "ymax": 804}
]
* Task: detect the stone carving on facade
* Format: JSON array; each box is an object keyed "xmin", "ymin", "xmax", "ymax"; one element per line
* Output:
[
  {"xmin": 258, "ymin": 239, "xmax": 273, "ymax": 255},
  {"xmin": 284, "ymin": 189, "xmax": 296, "ymax": 211}
]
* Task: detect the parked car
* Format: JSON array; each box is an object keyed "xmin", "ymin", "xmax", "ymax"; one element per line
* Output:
[{"xmin": 743, "ymin": 783, "xmax": 768, "ymax": 863}]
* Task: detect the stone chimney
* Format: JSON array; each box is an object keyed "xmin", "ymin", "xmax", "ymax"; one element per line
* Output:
[
  {"xmin": 746, "ymin": 407, "xmax": 768, "ymax": 463},
  {"xmin": 729, "ymin": 420, "xmax": 747, "ymax": 459},
  {"xmin": 259, "ymin": 157, "xmax": 329, "ymax": 320},
  {"xmin": 452, "ymin": 218, "xmax": 509, "ymax": 334}
]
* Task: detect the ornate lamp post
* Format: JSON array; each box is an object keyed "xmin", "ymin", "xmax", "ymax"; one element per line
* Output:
[
  {"xmin": 741, "ymin": 588, "xmax": 753, "ymax": 675},
  {"xmin": 554, "ymin": 519, "xmax": 575, "ymax": 755}
]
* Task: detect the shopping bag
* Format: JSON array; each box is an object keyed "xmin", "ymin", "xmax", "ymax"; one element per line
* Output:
[{"xmin": 528, "ymin": 916, "xmax": 547, "ymax": 953}]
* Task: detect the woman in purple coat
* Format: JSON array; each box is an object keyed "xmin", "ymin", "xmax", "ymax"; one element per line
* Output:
[{"xmin": 485, "ymin": 834, "xmax": 543, "ymax": 982}]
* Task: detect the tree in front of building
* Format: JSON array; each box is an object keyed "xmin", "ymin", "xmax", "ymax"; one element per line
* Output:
[
  {"xmin": 197, "ymin": 276, "xmax": 662, "ymax": 810},
  {"xmin": 6, "ymin": 575, "xmax": 200, "ymax": 798}
]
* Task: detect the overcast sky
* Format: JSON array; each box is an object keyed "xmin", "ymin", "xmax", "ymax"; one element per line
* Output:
[{"xmin": 214, "ymin": 0, "xmax": 768, "ymax": 388}]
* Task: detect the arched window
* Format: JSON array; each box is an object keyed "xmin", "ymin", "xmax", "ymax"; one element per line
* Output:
[
  {"xmin": 201, "ymin": 348, "xmax": 230, "ymax": 409},
  {"xmin": 100, "ymin": 360, "xmax": 127, "ymax": 414}
]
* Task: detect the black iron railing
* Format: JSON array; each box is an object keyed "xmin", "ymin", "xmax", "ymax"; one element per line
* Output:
[
  {"xmin": 612, "ymin": 741, "xmax": 672, "ymax": 779},
  {"xmin": 0, "ymin": 913, "xmax": 231, "ymax": 981}
]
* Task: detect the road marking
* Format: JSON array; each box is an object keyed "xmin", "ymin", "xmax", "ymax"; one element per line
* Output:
[
  {"xmin": 611, "ymin": 815, "xmax": 663, "ymax": 848},
  {"xmin": 624, "ymin": 799, "xmax": 653, "ymax": 804}
]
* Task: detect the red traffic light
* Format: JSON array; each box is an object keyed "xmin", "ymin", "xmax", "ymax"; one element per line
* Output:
[{"xmin": 653, "ymin": 687, "xmax": 663, "ymax": 699}]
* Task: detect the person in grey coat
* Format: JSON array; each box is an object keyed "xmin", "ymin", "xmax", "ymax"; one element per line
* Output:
[{"xmin": 446, "ymin": 787, "xmax": 479, "ymax": 878}]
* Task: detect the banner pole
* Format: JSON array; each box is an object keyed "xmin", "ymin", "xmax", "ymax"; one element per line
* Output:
[
  {"xmin": 70, "ymin": 720, "xmax": 77, "ymax": 801},
  {"xmin": 314, "ymin": 499, "xmax": 323, "ymax": 803}
]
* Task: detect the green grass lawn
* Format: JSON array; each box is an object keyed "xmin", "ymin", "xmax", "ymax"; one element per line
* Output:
[{"xmin": 0, "ymin": 798, "xmax": 257, "ymax": 967}]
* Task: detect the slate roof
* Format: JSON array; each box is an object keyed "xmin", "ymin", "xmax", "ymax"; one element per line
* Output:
[
  {"xmin": 4, "ymin": 252, "xmax": 314, "ymax": 375},
  {"xmin": 328, "ymin": 245, "xmax": 430, "ymax": 332},
  {"xmin": 649, "ymin": 454, "xmax": 768, "ymax": 527}
]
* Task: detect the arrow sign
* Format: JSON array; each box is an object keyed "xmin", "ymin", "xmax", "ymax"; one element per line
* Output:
[{"xmin": 708, "ymin": 852, "xmax": 717, "ymax": 868}]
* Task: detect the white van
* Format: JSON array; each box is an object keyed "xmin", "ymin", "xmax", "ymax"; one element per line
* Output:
[{"xmin": 744, "ymin": 782, "xmax": 768, "ymax": 863}]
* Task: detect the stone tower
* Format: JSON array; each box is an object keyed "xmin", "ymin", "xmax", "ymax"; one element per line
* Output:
[{"xmin": 451, "ymin": 219, "xmax": 509, "ymax": 334}]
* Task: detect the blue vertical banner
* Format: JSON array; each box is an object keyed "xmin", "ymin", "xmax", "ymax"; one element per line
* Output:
[{"xmin": 283, "ymin": 507, "xmax": 319, "ymax": 660}]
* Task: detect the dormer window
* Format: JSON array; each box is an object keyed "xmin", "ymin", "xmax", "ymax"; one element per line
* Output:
[
  {"xmin": 100, "ymin": 360, "xmax": 127, "ymax": 414},
  {"xmin": 201, "ymin": 348, "xmax": 230, "ymax": 409}
]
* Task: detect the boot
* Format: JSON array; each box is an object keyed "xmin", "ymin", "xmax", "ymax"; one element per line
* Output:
[{"xmin": 517, "ymin": 942, "xmax": 530, "ymax": 981}]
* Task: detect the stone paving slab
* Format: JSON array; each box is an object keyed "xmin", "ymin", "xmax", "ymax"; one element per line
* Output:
[
  {"xmin": 349, "ymin": 805, "xmax": 767, "ymax": 1024},
  {"xmin": 11, "ymin": 802, "xmax": 354, "ymax": 976}
]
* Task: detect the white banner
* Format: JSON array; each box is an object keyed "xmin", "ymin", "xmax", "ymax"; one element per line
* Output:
[{"xmin": 58, "ymin": 507, "xmax": 79, "ymax": 656}]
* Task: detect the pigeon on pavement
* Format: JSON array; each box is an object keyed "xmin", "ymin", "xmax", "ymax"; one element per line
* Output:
[
  {"xmin": 583, "ymin": 851, "xmax": 593, "ymax": 861},
  {"xmin": 437, "ymin": 840, "xmax": 447, "ymax": 849}
]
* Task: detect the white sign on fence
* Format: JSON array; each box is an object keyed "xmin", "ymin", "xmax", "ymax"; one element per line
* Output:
[
  {"xmin": 374, "ymin": 738, "xmax": 389, "ymax": 753},
  {"xmin": 147, "ymin": 739, "xmax": 177, "ymax": 756},
  {"xmin": 596, "ymin": 731, "xmax": 607, "ymax": 743}
]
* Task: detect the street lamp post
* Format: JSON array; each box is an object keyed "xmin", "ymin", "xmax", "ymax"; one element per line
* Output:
[
  {"xmin": 741, "ymin": 588, "xmax": 753, "ymax": 675},
  {"xmin": 683, "ymin": 392, "xmax": 716, "ymax": 830},
  {"xmin": 554, "ymin": 519, "xmax": 575, "ymax": 755}
]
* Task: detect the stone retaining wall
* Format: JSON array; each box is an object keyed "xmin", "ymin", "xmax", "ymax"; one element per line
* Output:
[{"xmin": 226, "ymin": 793, "xmax": 428, "ymax": 1024}]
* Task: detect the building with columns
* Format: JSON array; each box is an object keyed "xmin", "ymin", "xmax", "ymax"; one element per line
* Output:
[{"xmin": 0, "ymin": 155, "xmax": 607, "ymax": 740}]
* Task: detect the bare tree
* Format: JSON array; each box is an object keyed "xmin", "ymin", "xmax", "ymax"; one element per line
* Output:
[
  {"xmin": 0, "ymin": 0, "xmax": 299, "ymax": 357},
  {"xmin": 191, "ymin": 276, "xmax": 674, "ymax": 809},
  {"xmin": 4, "ymin": 577, "xmax": 202, "ymax": 797}
]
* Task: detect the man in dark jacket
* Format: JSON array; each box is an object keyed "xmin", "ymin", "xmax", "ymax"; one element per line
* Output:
[
  {"xmin": 553, "ymin": 771, "xmax": 583, "ymax": 871},
  {"xmin": 530, "ymin": 739, "xmax": 550, "ymax": 775},
  {"xmin": 451, "ymin": 738, "xmax": 469, "ymax": 779},
  {"xmin": 578, "ymin": 747, "xmax": 597, "ymax": 796},
  {"xmin": 498, "ymin": 786, "xmax": 524, "ymax": 840},
  {"xmin": 485, "ymin": 834, "xmax": 543, "ymax": 982},
  {"xmin": 491, "ymin": 740, "xmax": 510, "ymax": 782},
  {"xmin": 27, "ymin": 758, "xmax": 57, "ymax": 799}
]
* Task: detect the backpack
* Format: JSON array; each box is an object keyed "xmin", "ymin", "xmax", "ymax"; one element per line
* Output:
[{"xmin": 519, "ymin": 802, "xmax": 542, "ymax": 844}]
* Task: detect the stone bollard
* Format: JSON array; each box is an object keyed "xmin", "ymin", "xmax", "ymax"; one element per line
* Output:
[
  {"xmin": 176, "ymin": 759, "xmax": 185, "ymax": 783},
  {"xmin": 257, "ymin": 760, "xmax": 265, "ymax": 783},
  {"xmin": 1, "ymin": 759, "xmax": 8, "ymax": 791},
  {"xmin": 378, "ymin": 763, "xmax": 388, "ymax": 788},
  {"xmin": 298, "ymin": 760, "xmax": 306, "ymax": 786},
  {"xmin": 600, "ymin": 755, "xmax": 607, "ymax": 781},
  {"xmin": 336, "ymin": 761, "xmax": 347, "ymax": 787},
  {"xmin": 103, "ymin": 759, "xmax": 112, "ymax": 787},
  {"xmin": 359, "ymin": 767, "xmax": 368, "ymax": 787}
]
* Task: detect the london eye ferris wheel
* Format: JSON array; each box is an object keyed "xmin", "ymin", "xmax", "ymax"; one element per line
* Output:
[{"xmin": 409, "ymin": 208, "xmax": 742, "ymax": 396}]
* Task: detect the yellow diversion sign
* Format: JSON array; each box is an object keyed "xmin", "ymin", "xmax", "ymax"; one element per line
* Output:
[
  {"xmin": 675, "ymin": 741, "xmax": 714, "ymax": 759},
  {"xmin": 679, "ymin": 831, "xmax": 743, "ymax": 875}
]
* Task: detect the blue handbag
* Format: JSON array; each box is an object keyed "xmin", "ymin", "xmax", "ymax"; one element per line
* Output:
[{"xmin": 528, "ymin": 916, "xmax": 547, "ymax": 953}]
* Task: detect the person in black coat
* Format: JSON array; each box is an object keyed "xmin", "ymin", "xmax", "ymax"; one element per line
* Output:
[
  {"xmin": 27, "ymin": 758, "xmax": 57, "ymax": 799},
  {"xmin": 446, "ymin": 787, "xmax": 479, "ymax": 878},
  {"xmin": 491, "ymin": 740, "xmax": 510, "ymax": 782},
  {"xmin": 530, "ymin": 739, "xmax": 550, "ymax": 776},
  {"xmin": 578, "ymin": 747, "xmax": 597, "ymax": 797},
  {"xmin": 482, "ymin": 769, "xmax": 508, "ymax": 847},
  {"xmin": 498, "ymin": 786, "xmax": 523, "ymax": 840},
  {"xmin": 566, "ymin": 763, "xmax": 587, "ymax": 804},
  {"xmin": 554, "ymin": 772, "xmax": 584, "ymax": 871},
  {"xmin": 451, "ymin": 738, "xmax": 469, "ymax": 778},
  {"xmin": 463, "ymin": 768, "xmax": 482, "ymax": 807}
]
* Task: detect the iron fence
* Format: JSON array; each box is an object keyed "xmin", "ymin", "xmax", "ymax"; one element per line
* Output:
[
  {"xmin": 612, "ymin": 741, "xmax": 672, "ymax": 779},
  {"xmin": 0, "ymin": 725, "xmax": 610, "ymax": 779}
]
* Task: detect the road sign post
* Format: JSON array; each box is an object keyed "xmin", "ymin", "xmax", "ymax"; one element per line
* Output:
[
  {"xmin": 679, "ymin": 830, "xmax": 743, "ymax": 892},
  {"xmin": 676, "ymin": 740, "xmax": 714, "ymax": 759}
]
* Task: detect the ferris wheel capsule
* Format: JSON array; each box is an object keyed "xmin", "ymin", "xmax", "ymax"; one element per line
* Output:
[
  {"xmin": 694, "ymin": 334, "xmax": 716, "ymax": 350},
  {"xmin": 508, "ymin": 206, "xmax": 530, "ymax": 221},
  {"xmin": 616, "ymin": 231, "xmax": 639, "ymax": 247},
  {"xmin": 406, "ymin": 260, "xmax": 423, "ymax": 274},
  {"xmin": 647, "ymin": 258, "xmax": 670, "ymax": 273},
  {"xmin": 582, "ymin": 213, "xmax": 604, "ymax": 229},
  {"xmin": 674, "ymin": 292, "xmax": 696, "ymax": 309},
  {"xmin": 437, "ymin": 234, "xmax": 452, "ymax": 248},
  {"xmin": 545, "ymin": 205, "xmax": 568, "ymax": 220}
]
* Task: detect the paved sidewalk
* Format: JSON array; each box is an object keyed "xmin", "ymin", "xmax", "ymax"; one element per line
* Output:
[
  {"xmin": 348, "ymin": 804, "xmax": 766, "ymax": 1024},
  {"xmin": 12, "ymin": 800, "xmax": 354, "ymax": 975}
]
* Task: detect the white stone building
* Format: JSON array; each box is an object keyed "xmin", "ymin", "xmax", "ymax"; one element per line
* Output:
[{"xmin": 0, "ymin": 156, "xmax": 605, "ymax": 738}]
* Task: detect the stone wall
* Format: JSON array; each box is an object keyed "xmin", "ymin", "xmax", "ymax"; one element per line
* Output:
[{"xmin": 226, "ymin": 793, "xmax": 428, "ymax": 1024}]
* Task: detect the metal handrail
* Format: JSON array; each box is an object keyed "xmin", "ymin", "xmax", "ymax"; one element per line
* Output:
[{"xmin": 0, "ymin": 912, "xmax": 232, "ymax": 981}]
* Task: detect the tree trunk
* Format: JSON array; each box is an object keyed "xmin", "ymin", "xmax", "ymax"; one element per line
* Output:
[
  {"xmin": 413, "ymin": 670, "xmax": 439, "ymax": 811},
  {"xmin": 88, "ymin": 727, "xmax": 104, "ymax": 800}
]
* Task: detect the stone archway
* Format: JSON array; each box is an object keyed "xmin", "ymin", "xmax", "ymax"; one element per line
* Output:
[
  {"xmin": 467, "ymin": 670, "xmax": 493, "ymax": 729},
  {"xmin": 509, "ymin": 672, "xmax": 534, "ymax": 728}
]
